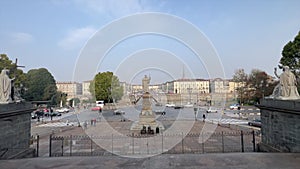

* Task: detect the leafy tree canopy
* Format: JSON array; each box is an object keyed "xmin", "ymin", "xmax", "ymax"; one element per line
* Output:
[
  {"xmin": 280, "ymin": 31, "xmax": 300, "ymax": 72},
  {"xmin": 90, "ymin": 71, "xmax": 123, "ymax": 103},
  {"xmin": 0, "ymin": 54, "xmax": 26, "ymax": 87},
  {"xmin": 24, "ymin": 68, "xmax": 57, "ymax": 102}
]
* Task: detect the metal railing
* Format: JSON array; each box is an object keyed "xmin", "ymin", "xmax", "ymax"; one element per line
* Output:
[{"xmin": 49, "ymin": 130, "xmax": 261, "ymax": 157}]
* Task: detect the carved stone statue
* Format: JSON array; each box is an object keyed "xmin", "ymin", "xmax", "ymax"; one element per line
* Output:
[
  {"xmin": 142, "ymin": 75, "xmax": 151, "ymax": 93},
  {"xmin": 0, "ymin": 68, "xmax": 14, "ymax": 104},
  {"xmin": 268, "ymin": 66, "xmax": 300, "ymax": 100}
]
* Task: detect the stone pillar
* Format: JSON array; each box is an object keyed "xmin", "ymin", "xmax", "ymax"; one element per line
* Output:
[
  {"xmin": 257, "ymin": 99, "xmax": 300, "ymax": 152},
  {"xmin": 0, "ymin": 103, "xmax": 35, "ymax": 159}
]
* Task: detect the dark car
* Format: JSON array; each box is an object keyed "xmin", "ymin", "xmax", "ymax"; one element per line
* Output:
[
  {"xmin": 45, "ymin": 112, "xmax": 61, "ymax": 117},
  {"xmin": 114, "ymin": 109, "xmax": 125, "ymax": 115},
  {"xmin": 248, "ymin": 119, "xmax": 262, "ymax": 127},
  {"xmin": 34, "ymin": 110, "xmax": 44, "ymax": 117}
]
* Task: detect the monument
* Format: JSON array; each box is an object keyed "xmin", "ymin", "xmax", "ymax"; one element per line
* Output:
[
  {"xmin": 0, "ymin": 68, "xmax": 14, "ymax": 104},
  {"xmin": 257, "ymin": 65, "xmax": 300, "ymax": 152},
  {"xmin": 131, "ymin": 75, "xmax": 164, "ymax": 133},
  {"xmin": 267, "ymin": 66, "xmax": 300, "ymax": 100},
  {"xmin": 0, "ymin": 65, "xmax": 34, "ymax": 159}
]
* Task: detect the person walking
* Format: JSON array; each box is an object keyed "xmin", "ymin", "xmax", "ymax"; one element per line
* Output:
[{"xmin": 202, "ymin": 113, "xmax": 206, "ymax": 122}]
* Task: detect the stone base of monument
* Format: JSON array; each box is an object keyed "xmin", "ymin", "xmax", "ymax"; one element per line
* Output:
[
  {"xmin": 256, "ymin": 98, "xmax": 300, "ymax": 152},
  {"xmin": 130, "ymin": 113, "xmax": 165, "ymax": 134},
  {"xmin": 0, "ymin": 102, "xmax": 35, "ymax": 159}
]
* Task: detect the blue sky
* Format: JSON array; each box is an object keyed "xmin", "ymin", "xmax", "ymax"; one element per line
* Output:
[{"xmin": 1, "ymin": 0, "xmax": 300, "ymax": 84}]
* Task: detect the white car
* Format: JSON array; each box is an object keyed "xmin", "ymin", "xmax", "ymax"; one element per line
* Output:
[
  {"xmin": 230, "ymin": 104, "xmax": 240, "ymax": 110},
  {"xmin": 165, "ymin": 103, "xmax": 175, "ymax": 107},
  {"xmin": 206, "ymin": 107, "xmax": 218, "ymax": 113},
  {"xmin": 56, "ymin": 107, "xmax": 70, "ymax": 113},
  {"xmin": 114, "ymin": 109, "xmax": 125, "ymax": 115},
  {"xmin": 184, "ymin": 103, "xmax": 194, "ymax": 108}
]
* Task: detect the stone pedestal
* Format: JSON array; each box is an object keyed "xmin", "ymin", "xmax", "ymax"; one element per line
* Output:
[
  {"xmin": 131, "ymin": 92, "xmax": 164, "ymax": 132},
  {"xmin": 257, "ymin": 99, "xmax": 300, "ymax": 152},
  {"xmin": 0, "ymin": 102, "xmax": 35, "ymax": 159}
]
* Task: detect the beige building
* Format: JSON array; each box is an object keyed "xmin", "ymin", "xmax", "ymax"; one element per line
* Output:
[
  {"xmin": 56, "ymin": 82, "xmax": 82, "ymax": 99},
  {"xmin": 173, "ymin": 79, "xmax": 210, "ymax": 94},
  {"xmin": 210, "ymin": 78, "xmax": 229, "ymax": 93},
  {"xmin": 82, "ymin": 81, "xmax": 92, "ymax": 97}
]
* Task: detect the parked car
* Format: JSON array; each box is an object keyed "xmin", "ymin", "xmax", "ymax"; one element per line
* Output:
[
  {"xmin": 56, "ymin": 107, "xmax": 70, "ymax": 113},
  {"xmin": 45, "ymin": 111, "xmax": 62, "ymax": 117},
  {"xmin": 206, "ymin": 107, "xmax": 218, "ymax": 113},
  {"xmin": 51, "ymin": 112, "xmax": 62, "ymax": 116},
  {"xmin": 174, "ymin": 105, "xmax": 184, "ymax": 109},
  {"xmin": 91, "ymin": 107, "xmax": 101, "ymax": 111},
  {"xmin": 248, "ymin": 119, "xmax": 262, "ymax": 127},
  {"xmin": 154, "ymin": 110, "xmax": 166, "ymax": 115},
  {"xmin": 114, "ymin": 109, "xmax": 125, "ymax": 115},
  {"xmin": 184, "ymin": 103, "xmax": 194, "ymax": 108},
  {"xmin": 165, "ymin": 103, "xmax": 175, "ymax": 107},
  {"xmin": 230, "ymin": 104, "xmax": 240, "ymax": 110},
  {"xmin": 32, "ymin": 110, "xmax": 44, "ymax": 118}
]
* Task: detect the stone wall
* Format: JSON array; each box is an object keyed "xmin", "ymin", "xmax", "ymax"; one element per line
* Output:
[
  {"xmin": 257, "ymin": 99, "xmax": 300, "ymax": 152},
  {"xmin": 0, "ymin": 102, "xmax": 35, "ymax": 159}
]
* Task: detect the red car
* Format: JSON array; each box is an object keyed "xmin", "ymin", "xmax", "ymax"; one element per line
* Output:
[{"xmin": 91, "ymin": 107, "xmax": 101, "ymax": 111}]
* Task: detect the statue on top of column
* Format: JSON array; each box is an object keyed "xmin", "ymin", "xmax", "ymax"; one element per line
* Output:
[
  {"xmin": 0, "ymin": 68, "xmax": 15, "ymax": 104},
  {"xmin": 268, "ymin": 65, "xmax": 300, "ymax": 100},
  {"xmin": 142, "ymin": 75, "xmax": 151, "ymax": 93}
]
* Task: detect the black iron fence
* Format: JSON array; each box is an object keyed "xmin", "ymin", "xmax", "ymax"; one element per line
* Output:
[{"xmin": 49, "ymin": 130, "xmax": 261, "ymax": 157}]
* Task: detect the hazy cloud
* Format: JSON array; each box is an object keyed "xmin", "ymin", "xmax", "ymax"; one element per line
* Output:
[
  {"xmin": 10, "ymin": 32, "xmax": 34, "ymax": 44},
  {"xmin": 58, "ymin": 26, "xmax": 97, "ymax": 50},
  {"xmin": 74, "ymin": 0, "xmax": 151, "ymax": 18}
]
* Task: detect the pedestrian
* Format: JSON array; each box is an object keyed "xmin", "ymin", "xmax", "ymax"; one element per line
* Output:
[
  {"xmin": 90, "ymin": 119, "xmax": 93, "ymax": 126},
  {"xmin": 83, "ymin": 121, "xmax": 87, "ymax": 129},
  {"xmin": 202, "ymin": 113, "xmax": 206, "ymax": 122},
  {"xmin": 93, "ymin": 118, "xmax": 96, "ymax": 126}
]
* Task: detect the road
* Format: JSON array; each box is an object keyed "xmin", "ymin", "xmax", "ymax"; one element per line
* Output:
[{"xmin": 31, "ymin": 105, "xmax": 260, "ymax": 138}]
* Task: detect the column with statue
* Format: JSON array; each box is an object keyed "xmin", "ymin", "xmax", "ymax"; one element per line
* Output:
[{"xmin": 131, "ymin": 75, "xmax": 164, "ymax": 133}]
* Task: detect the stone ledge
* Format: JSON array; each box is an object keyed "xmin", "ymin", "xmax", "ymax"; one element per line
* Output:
[
  {"xmin": 256, "ymin": 99, "xmax": 300, "ymax": 115},
  {"xmin": 258, "ymin": 143, "xmax": 282, "ymax": 152},
  {"xmin": 0, "ymin": 102, "xmax": 34, "ymax": 118}
]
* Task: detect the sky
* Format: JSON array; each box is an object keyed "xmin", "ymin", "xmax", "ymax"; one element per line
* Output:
[{"xmin": 1, "ymin": 0, "xmax": 300, "ymax": 84}]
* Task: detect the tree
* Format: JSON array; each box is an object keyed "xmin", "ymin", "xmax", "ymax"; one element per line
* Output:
[
  {"xmin": 0, "ymin": 54, "xmax": 26, "ymax": 89},
  {"xmin": 280, "ymin": 31, "xmax": 300, "ymax": 73},
  {"xmin": 247, "ymin": 69, "xmax": 276, "ymax": 103},
  {"xmin": 90, "ymin": 71, "xmax": 123, "ymax": 103},
  {"xmin": 232, "ymin": 69, "xmax": 248, "ymax": 104},
  {"xmin": 24, "ymin": 68, "xmax": 57, "ymax": 102}
]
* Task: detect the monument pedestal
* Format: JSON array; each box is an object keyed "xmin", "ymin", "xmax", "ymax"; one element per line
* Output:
[
  {"xmin": 130, "ymin": 92, "xmax": 164, "ymax": 132},
  {"xmin": 0, "ymin": 102, "xmax": 35, "ymax": 159},
  {"xmin": 256, "ymin": 99, "xmax": 300, "ymax": 152}
]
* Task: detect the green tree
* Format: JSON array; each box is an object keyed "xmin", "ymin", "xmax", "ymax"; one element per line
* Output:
[
  {"xmin": 232, "ymin": 69, "xmax": 248, "ymax": 104},
  {"xmin": 280, "ymin": 31, "xmax": 300, "ymax": 72},
  {"xmin": 90, "ymin": 71, "xmax": 123, "ymax": 103},
  {"xmin": 24, "ymin": 68, "xmax": 57, "ymax": 102},
  {"xmin": 0, "ymin": 54, "xmax": 26, "ymax": 88},
  {"xmin": 247, "ymin": 69, "xmax": 276, "ymax": 103}
]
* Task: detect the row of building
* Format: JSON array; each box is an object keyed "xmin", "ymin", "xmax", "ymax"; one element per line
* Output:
[{"xmin": 56, "ymin": 78, "xmax": 244, "ymax": 101}]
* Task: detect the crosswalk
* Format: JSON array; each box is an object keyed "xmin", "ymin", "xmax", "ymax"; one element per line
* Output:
[
  {"xmin": 37, "ymin": 122, "xmax": 77, "ymax": 127},
  {"xmin": 206, "ymin": 118, "xmax": 248, "ymax": 125}
]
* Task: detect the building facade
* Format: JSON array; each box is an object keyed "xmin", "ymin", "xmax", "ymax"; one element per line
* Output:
[
  {"xmin": 173, "ymin": 79, "xmax": 210, "ymax": 94},
  {"xmin": 56, "ymin": 82, "xmax": 82, "ymax": 99}
]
